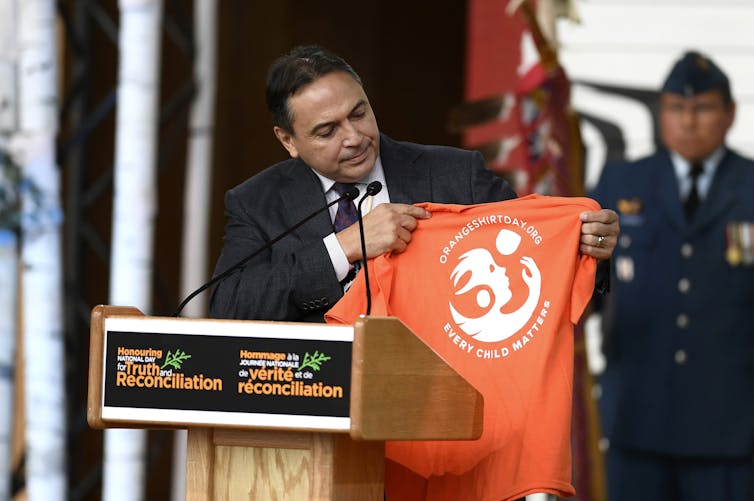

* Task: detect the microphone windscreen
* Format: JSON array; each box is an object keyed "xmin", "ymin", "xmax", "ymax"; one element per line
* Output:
[
  {"xmin": 344, "ymin": 186, "xmax": 359, "ymax": 200},
  {"xmin": 366, "ymin": 181, "xmax": 382, "ymax": 196}
]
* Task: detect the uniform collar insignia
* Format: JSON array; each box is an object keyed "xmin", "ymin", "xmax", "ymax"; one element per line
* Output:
[{"xmin": 617, "ymin": 198, "xmax": 643, "ymax": 215}]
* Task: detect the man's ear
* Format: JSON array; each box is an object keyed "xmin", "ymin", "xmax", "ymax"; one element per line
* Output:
[
  {"xmin": 725, "ymin": 101, "xmax": 737, "ymax": 131},
  {"xmin": 273, "ymin": 126, "xmax": 299, "ymax": 158}
]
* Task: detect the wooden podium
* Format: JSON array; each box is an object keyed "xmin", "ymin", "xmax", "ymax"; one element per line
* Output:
[{"xmin": 88, "ymin": 306, "xmax": 483, "ymax": 500}]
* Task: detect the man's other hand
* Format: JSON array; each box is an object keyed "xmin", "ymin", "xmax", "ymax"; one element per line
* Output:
[{"xmin": 579, "ymin": 209, "xmax": 619, "ymax": 260}]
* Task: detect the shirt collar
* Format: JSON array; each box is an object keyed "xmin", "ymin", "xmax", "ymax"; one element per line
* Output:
[
  {"xmin": 670, "ymin": 146, "xmax": 725, "ymax": 200},
  {"xmin": 670, "ymin": 146, "xmax": 725, "ymax": 181}
]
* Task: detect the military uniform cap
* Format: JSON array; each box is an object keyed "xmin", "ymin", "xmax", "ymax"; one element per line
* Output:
[{"xmin": 661, "ymin": 50, "xmax": 730, "ymax": 97}]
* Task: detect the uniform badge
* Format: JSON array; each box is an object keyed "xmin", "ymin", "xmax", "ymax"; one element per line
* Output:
[
  {"xmin": 615, "ymin": 256, "xmax": 635, "ymax": 282},
  {"xmin": 617, "ymin": 198, "xmax": 642, "ymax": 215},
  {"xmin": 726, "ymin": 222, "xmax": 754, "ymax": 267}
]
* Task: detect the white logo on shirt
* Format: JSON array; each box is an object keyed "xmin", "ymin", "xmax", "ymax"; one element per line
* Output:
[{"xmin": 448, "ymin": 229, "xmax": 542, "ymax": 343}]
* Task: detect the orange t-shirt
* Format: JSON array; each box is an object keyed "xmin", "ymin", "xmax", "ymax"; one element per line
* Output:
[{"xmin": 326, "ymin": 194, "xmax": 599, "ymax": 501}]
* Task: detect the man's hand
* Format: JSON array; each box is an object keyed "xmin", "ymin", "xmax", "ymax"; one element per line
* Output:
[
  {"xmin": 579, "ymin": 209, "xmax": 619, "ymax": 260},
  {"xmin": 336, "ymin": 203, "xmax": 431, "ymax": 262}
]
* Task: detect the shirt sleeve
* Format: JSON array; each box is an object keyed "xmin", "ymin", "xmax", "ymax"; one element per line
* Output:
[{"xmin": 323, "ymin": 233, "xmax": 351, "ymax": 282}]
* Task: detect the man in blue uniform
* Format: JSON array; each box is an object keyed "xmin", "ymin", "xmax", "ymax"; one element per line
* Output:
[{"xmin": 592, "ymin": 50, "xmax": 754, "ymax": 500}]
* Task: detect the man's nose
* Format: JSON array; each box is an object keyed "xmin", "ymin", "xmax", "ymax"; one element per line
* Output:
[
  {"xmin": 341, "ymin": 121, "xmax": 361, "ymax": 146},
  {"xmin": 679, "ymin": 106, "xmax": 698, "ymax": 127}
]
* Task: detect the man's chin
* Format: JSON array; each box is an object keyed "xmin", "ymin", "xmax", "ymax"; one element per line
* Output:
[
  {"xmin": 340, "ymin": 156, "xmax": 376, "ymax": 180},
  {"xmin": 677, "ymin": 149, "xmax": 713, "ymax": 163},
  {"xmin": 670, "ymin": 142, "xmax": 715, "ymax": 163}
]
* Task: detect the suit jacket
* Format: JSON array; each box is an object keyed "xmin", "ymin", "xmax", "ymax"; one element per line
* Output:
[
  {"xmin": 208, "ymin": 134, "xmax": 517, "ymax": 322},
  {"xmin": 591, "ymin": 148, "xmax": 754, "ymax": 457}
]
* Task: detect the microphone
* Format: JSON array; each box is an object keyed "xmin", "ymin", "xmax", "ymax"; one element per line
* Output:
[
  {"xmin": 356, "ymin": 181, "xmax": 383, "ymax": 315},
  {"xmin": 172, "ymin": 185, "xmax": 360, "ymax": 317}
]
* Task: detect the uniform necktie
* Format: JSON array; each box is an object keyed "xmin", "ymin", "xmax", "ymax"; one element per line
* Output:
[
  {"xmin": 331, "ymin": 182, "xmax": 359, "ymax": 233},
  {"xmin": 684, "ymin": 163, "xmax": 704, "ymax": 220}
]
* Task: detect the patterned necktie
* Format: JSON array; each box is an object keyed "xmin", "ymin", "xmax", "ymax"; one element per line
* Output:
[
  {"xmin": 684, "ymin": 163, "xmax": 704, "ymax": 220},
  {"xmin": 331, "ymin": 182, "xmax": 359, "ymax": 233}
]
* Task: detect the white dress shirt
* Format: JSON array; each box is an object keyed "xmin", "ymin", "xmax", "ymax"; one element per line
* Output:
[{"xmin": 311, "ymin": 157, "xmax": 391, "ymax": 282}]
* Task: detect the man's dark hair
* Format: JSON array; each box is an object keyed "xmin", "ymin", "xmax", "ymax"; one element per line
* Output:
[{"xmin": 266, "ymin": 45, "xmax": 363, "ymax": 133}]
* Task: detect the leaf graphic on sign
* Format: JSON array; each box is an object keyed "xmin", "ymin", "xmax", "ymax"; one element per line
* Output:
[
  {"xmin": 161, "ymin": 349, "xmax": 191, "ymax": 370},
  {"xmin": 298, "ymin": 351, "xmax": 331, "ymax": 372}
]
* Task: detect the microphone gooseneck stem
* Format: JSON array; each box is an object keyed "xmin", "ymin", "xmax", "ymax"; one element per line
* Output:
[
  {"xmin": 356, "ymin": 181, "xmax": 382, "ymax": 316},
  {"xmin": 357, "ymin": 194, "xmax": 372, "ymax": 316}
]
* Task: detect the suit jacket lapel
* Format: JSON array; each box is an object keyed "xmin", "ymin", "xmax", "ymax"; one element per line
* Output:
[
  {"xmin": 653, "ymin": 151, "xmax": 686, "ymax": 231},
  {"xmin": 279, "ymin": 159, "xmax": 334, "ymax": 238},
  {"xmin": 693, "ymin": 150, "xmax": 738, "ymax": 231},
  {"xmin": 380, "ymin": 134, "xmax": 432, "ymax": 204}
]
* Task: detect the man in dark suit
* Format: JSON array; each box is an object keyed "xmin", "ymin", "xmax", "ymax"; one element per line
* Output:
[
  {"xmin": 209, "ymin": 45, "xmax": 619, "ymax": 323},
  {"xmin": 592, "ymin": 50, "xmax": 754, "ymax": 500}
]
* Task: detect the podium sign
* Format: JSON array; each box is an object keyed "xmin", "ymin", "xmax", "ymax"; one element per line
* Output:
[
  {"xmin": 88, "ymin": 307, "xmax": 484, "ymax": 500},
  {"xmin": 95, "ymin": 315, "xmax": 354, "ymax": 431}
]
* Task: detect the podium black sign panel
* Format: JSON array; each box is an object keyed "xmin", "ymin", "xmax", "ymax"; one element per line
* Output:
[{"xmin": 99, "ymin": 316, "xmax": 353, "ymax": 431}]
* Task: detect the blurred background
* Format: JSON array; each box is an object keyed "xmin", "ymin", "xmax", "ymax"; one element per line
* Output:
[{"xmin": 1, "ymin": 0, "xmax": 752, "ymax": 500}]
